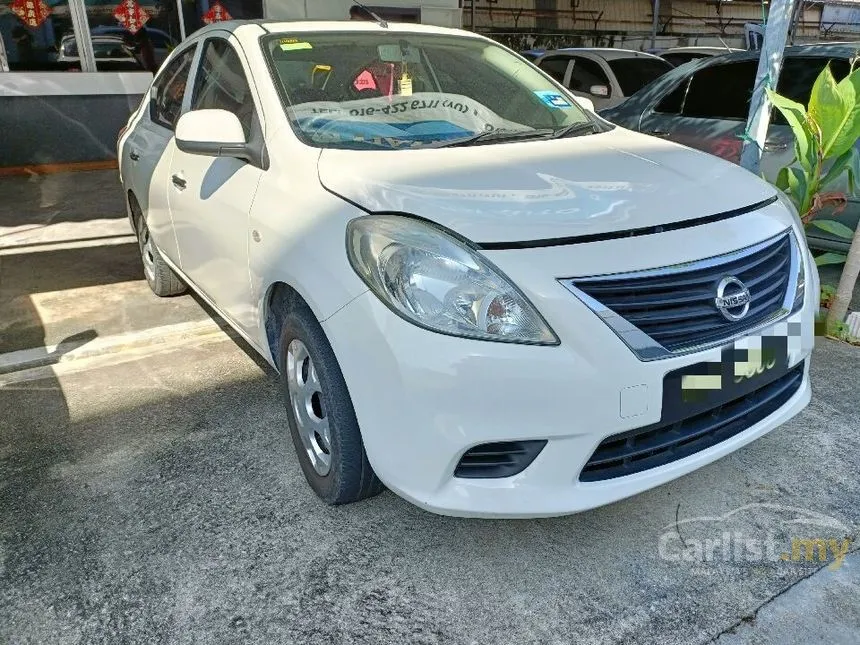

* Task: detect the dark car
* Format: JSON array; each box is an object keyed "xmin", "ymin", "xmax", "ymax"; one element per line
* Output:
[{"xmin": 600, "ymin": 44, "xmax": 860, "ymax": 253}]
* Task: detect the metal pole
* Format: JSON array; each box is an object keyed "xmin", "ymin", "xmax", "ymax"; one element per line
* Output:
[
  {"xmin": 651, "ymin": 0, "xmax": 660, "ymax": 50},
  {"xmin": 471, "ymin": 0, "xmax": 476, "ymax": 31},
  {"xmin": 739, "ymin": 0, "xmax": 796, "ymax": 174},
  {"xmin": 175, "ymin": 0, "xmax": 187, "ymax": 41}
]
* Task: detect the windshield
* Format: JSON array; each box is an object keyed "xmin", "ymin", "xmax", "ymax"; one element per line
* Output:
[
  {"xmin": 262, "ymin": 32, "xmax": 594, "ymax": 150},
  {"xmin": 607, "ymin": 57, "xmax": 673, "ymax": 95}
]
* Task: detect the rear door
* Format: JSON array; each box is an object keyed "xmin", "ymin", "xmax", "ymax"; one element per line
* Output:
[{"xmin": 124, "ymin": 44, "xmax": 197, "ymax": 264}]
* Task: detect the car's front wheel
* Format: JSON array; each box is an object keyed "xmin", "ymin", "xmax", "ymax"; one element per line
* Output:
[{"xmin": 277, "ymin": 299, "xmax": 384, "ymax": 504}]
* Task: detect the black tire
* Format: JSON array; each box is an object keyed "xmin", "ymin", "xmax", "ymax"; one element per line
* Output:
[
  {"xmin": 276, "ymin": 297, "xmax": 384, "ymax": 505},
  {"xmin": 132, "ymin": 202, "xmax": 186, "ymax": 297}
]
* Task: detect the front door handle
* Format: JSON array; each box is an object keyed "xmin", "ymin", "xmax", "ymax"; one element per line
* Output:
[
  {"xmin": 649, "ymin": 129, "xmax": 670, "ymax": 138},
  {"xmin": 129, "ymin": 150, "xmax": 140, "ymax": 161},
  {"xmin": 171, "ymin": 174, "xmax": 187, "ymax": 190}
]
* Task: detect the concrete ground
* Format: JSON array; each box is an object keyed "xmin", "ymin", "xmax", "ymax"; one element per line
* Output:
[{"xmin": 1, "ymin": 170, "xmax": 859, "ymax": 644}]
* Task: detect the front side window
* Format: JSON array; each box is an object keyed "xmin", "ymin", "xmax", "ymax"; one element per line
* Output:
[
  {"xmin": 608, "ymin": 57, "xmax": 672, "ymax": 95},
  {"xmin": 150, "ymin": 45, "xmax": 197, "ymax": 130},
  {"xmin": 682, "ymin": 61, "xmax": 757, "ymax": 120},
  {"xmin": 537, "ymin": 56, "xmax": 570, "ymax": 83},
  {"xmin": 263, "ymin": 32, "xmax": 595, "ymax": 150},
  {"xmin": 569, "ymin": 57, "xmax": 611, "ymax": 95},
  {"xmin": 191, "ymin": 38, "xmax": 256, "ymax": 139}
]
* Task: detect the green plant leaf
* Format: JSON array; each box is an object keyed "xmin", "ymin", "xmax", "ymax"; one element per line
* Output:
[
  {"xmin": 812, "ymin": 219, "xmax": 855, "ymax": 238},
  {"xmin": 814, "ymin": 252, "xmax": 848, "ymax": 266},
  {"xmin": 809, "ymin": 65, "xmax": 850, "ymax": 158},
  {"xmin": 820, "ymin": 147, "xmax": 855, "ymax": 191},
  {"xmin": 768, "ymin": 90, "xmax": 816, "ymax": 171},
  {"xmin": 828, "ymin": 69, "xmax": 860, "ymax": 159}
]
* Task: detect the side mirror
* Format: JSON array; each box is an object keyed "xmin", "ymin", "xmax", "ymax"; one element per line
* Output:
[
  {"xmin": 175, "ymin": 109, "xmax": 248, "ymax": 159},
  {"xmin": 589, "ymin": 84, "xmax": 610, "ymax": 98},
  {"xmin": 573, "ymin": 96, "xmax": 595, "ymax": 112}
]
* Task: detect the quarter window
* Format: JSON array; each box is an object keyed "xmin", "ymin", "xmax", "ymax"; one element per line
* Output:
[
  {"xmin": 191, "ymin": 39, "xmax": 256, "ymax": 140},
  {"xmin": 150, "ymin": 45, "xmax": 197, "ymax": 130},
  {"xmin": 654, "ymin": 78, "xmax": 690, "ymax": 114},
  {"xmin": 682, "ymin": 61, "xmax": 757, "ymax": 120}
]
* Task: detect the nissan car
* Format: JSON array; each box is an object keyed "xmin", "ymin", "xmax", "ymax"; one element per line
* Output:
[{"xmin": 118, "ymin": 20, "xmax": 816, "ymax": 518}]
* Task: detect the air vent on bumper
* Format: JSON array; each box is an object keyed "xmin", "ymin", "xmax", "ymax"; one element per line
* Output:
[{"xmin": 454, "ymin": 440, "xmax": 547, "ymax": 479}]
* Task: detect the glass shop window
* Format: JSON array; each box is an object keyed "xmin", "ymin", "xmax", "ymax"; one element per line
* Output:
[
  {"xmin": 0, "ymin": 0, "xmax": 77, "ymax": 71},
  {"xmin": 84, "ymin": 0, "xmax": 182, "ymax": 73}
]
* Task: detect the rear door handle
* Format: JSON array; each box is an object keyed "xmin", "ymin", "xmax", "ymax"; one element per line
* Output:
[
  {"xmin": 129, "ymin": 150, "xmax": 140, "ymax": 161},
  {"xmin": 171, "ymin": 174, "xmax": 186, "ymax": 190},
  {"xmin": 649, "ymin": 129, "xmax": 670, "ymax": 138}
]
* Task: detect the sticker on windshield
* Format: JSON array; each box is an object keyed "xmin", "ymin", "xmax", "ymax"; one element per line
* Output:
[
  {"xmin": 280, "ymin": 39, "xmax": 313, "ymax": 52},
  {"xmin": 533, "ymin": 90, "xmax": 572, "ymax": 109}
]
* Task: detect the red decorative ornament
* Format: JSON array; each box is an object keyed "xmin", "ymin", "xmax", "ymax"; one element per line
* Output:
[
  {"xmin": 203, "ymin": 1, "xmax": 232, "ymax": 25},
  {"xmin": 113, "ymin": 0, "xmax": 150, "ymax": 35},
  {"xmin": 10, "ymin": 0, "xmax": 52, "ymax": 29}
]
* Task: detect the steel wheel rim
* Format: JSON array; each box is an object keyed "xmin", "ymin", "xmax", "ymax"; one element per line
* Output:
[
  {"xmin": 138, "ymin": 222, "xmax": 156, "ymax": 284},
  {"xmin": 286, "ymin": 339, "xmax": 332, "ymax": 476}
]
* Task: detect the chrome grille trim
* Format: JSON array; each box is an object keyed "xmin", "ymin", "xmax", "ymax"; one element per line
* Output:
[{"xmin": 559, "ymin": 230, "xmax": 803, "ymax": 361}]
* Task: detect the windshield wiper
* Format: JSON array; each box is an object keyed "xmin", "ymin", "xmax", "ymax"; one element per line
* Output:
[
  {"xmin": 548, "ymin": 121, "xmax": 601, "ymax": 139},
  {"xmin": 427, "ymin": 128, "xmax": 554, "ymax": 148}
]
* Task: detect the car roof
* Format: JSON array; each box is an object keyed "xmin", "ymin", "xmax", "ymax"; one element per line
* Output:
[
  {"xmin": 542, "ymin": 47, "xmax": 667, "ymax": 61},
  {"xmin": 695, "ymin": 41, "xmax": 860, "ymax": 63},
  {"xmin": 202, "ymin": 20, "xmax": 477, "ymax": 40},
  {"xmin": 661, "ymin": 46, "xmax": 742, "ymax": 54}
]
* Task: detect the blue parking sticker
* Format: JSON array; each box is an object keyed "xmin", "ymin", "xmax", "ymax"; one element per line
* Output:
[{"xmin": 534, "ymin": 90, "xmax": 573, "ymax": 109}]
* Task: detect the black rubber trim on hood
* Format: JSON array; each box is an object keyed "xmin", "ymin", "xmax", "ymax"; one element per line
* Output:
[{"xmin": 474, "ymin": 195, "xmax": 779, "ymax": 251}]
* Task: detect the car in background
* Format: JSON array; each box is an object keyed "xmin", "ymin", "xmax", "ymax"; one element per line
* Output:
[
  {"xmin": 600, "ymin": 44, "xmax": 860, "ymax": 253},
  {"xmin": 658, "ymin": 46, "xmax": 742, "ymax": 67},
  {"xmin": 520, "ymin": 48, "xmax": 545, "ymax": 61},
  {"xmin": 90, "ymin": 25, "xmax": 176, "ymax": 67},
  {"xmin": 56, "ymin": 34, "xmax": 146, "ymax": 71},
  {"xmin": 533, "ymin": 48, "xmax": 673, "ymax": 110}
]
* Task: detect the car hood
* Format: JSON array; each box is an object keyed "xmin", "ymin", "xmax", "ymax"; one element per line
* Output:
[{"xmin": 317, "ymin": 128, "xmax": 775, "ymax": 244}]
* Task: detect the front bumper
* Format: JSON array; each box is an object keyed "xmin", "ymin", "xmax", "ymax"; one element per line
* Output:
[{"xmin": 323, "ymin": 213, "xmax": 817, "ymax": 518}]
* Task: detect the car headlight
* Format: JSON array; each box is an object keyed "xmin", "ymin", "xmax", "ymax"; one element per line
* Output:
[{"xmin": 346, "ymin": 215, "xmax": 559, "ymax": 345}]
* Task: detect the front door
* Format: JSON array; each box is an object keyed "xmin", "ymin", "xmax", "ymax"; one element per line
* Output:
[{"xmin": 168, "ymin": 35, "xmax": 264, "ymax": 334}]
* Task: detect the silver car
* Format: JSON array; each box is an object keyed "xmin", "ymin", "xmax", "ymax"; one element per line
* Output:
[
  {"xmin": 533, "ymin": 48, "xmax": 673, "ymax": 110},
  {"xmin": 601, "ymin": 44, "xmax": 860, "ymax": 253}
]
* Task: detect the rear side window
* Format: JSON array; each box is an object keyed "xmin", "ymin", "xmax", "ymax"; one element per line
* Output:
[
  {"xmin": 191, "ymin": 39, "xmax": 256, "ymax": 140},
  {"xmin": 682, "ymin": 61, "xmax": 757, "ymax": 120},
  {"xmin": 569, "ymin": 57, "xmax": 611, "ymax": 94},
  {"xmin": 776, "ymin": 57, "xmax": 850, "ymax": 105},
  {"xmin": 538, "ymin": 56, "xmax": 570, "ymax": 83},
  {"xmin": 607, "ymin": 57, "xmax": 672, "ymax": 95},
  {"xmin": 150, "ymin": 45, "xmax": 197, "ymax": 130}
]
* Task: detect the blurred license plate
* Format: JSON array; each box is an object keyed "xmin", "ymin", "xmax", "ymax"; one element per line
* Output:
[{"xmin": 661, "ymin": 336, "xmax": 789, "ymax": 424}]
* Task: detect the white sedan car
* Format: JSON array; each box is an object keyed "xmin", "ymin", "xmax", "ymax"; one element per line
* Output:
[{"xmin": 119, "ymin": 20, "xmax": 816, "ymax": 518}]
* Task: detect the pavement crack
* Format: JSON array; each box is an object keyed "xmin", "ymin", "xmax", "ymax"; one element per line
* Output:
[{"xmin": 702, "ymin": 540, "xmax": 860, "ymax": 644}]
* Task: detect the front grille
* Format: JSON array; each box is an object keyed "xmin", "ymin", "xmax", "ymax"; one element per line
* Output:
[
  {"xmin": 569, "ymin": 233, "xmax": 793, "ymax": 354},
  {"xmin": 579, "ymin": 361, "xmax": 805, "ymax": 482},
  {"xmin": 454, "ymin": 441, "xmax": 547, "ymax": 479}
]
